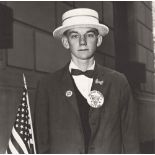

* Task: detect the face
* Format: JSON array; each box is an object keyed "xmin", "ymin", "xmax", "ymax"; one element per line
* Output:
[{"xmin": 62, "ymin": 27, "xmax": 102, "ymax": 61}]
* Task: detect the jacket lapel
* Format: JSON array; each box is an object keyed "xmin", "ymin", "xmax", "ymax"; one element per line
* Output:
[
  {"xmin": 59, "ymin": 64, "xmax": 84, "ymax": 143},
  {"xmin": 89, "ymin": 63, "xmax": 107, "ymax": 114},
  {"xmin": 60, "ymin": 63, "xmax": 80, "ymax": 118},
  {"xmin": 91, "ymin": 63, "xmax": 105, "ymax": 94}
]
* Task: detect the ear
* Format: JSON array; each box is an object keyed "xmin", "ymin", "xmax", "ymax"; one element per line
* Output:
[
  {"xmin": 97, "ymin": 35, "xmax": 103, "ymax": 47},
  {"xmin": 61, "ymin": 36, "xmax": 70, "ymax": 49}
]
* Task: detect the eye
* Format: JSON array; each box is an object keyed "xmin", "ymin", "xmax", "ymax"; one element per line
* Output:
[
  {"xmin": 70, "ymin": 34, "xmax": 79, "ymax": 39},
  {"xmin": 86, "ymin": 32, "xmax": 96, "ymax": 38}
]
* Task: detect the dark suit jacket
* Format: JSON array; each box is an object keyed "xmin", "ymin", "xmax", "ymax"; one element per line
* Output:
[{"xmin": 34, "ymin": 63, "xmax": 139, "ymax": 153}]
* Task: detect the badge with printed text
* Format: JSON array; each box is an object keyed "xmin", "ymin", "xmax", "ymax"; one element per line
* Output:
[{"xmin": 87, "ymin": 90, "xmax": 104, "ymax": 108}]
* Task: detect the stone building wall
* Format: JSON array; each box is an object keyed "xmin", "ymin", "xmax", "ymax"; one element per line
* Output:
[{"xmin": 134, "ymin": 2, "xmax": 155, "ymax": 153}]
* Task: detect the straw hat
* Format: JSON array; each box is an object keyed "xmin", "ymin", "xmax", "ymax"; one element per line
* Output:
[{"xmin": 53, "ymin": 8, "xmax": 109, "ymax": 39}]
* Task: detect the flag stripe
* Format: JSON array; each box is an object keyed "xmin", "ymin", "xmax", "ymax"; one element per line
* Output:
[
  {"xmin": 10, "ymin": 134, "xmax": 24, "ymax": 154},
  {"xmin": 8, "ymin": 139, "xmax": 19, "ymax": 154},
  {"xmin": 12, "ymin": 127, "xmax": 29, "ymax": 154}
]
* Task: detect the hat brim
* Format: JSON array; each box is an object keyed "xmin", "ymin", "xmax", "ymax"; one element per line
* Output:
[{"xmin": 53, "ymin": 23, "xmax": 109, "ymax": 39}]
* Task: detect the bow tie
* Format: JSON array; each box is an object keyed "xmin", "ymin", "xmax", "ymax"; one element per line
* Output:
[{"xmin": 71, "ymin": 69, "xmax": 94, "ymax": 78}]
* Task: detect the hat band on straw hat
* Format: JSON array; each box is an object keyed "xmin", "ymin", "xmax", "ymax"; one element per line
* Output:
[
  {"xmin": 62, "ymin": 15, "xmax": 99, "ymax": 26},
  {"xmin": 62, "ymin": 14, "xmax": 98, "ymax": 23}
]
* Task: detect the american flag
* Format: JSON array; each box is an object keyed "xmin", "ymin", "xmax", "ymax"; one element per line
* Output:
[{"xmin": 6, "ymin": 74, "xmax": 36, "ymax": 154}]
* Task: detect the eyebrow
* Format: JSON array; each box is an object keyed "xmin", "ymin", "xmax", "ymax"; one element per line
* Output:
[
  {"xmin": 87, "ymin": 29, "xmax": 98, "ymax": 34},
  {"xmin": 68, "ymin": 31, "xmax": 78, "ymax": 34}
]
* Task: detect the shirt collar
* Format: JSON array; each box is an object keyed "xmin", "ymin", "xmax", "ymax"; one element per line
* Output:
[{"xmin": 69, "ymin": 60, "xmax": 95, "ymax": 73}]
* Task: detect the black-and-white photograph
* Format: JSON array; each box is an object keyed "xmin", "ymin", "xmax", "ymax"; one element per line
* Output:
[{"xmin": 0, "ymin": 1, "xmax": 155, "ymax": 154}]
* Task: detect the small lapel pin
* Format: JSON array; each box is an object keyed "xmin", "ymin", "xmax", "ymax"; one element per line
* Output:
[
  {"xmin": 66, "ymin": 90, "xmax": 73, "ymax": 97},
  {"xmin": 95, "ymin": 78, "xmax": 104, "ymax": 85}
]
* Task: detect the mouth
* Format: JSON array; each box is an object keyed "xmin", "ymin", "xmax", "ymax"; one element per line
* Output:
[{"xmin": 78, "ymin": 49, "xmax": 88, "ymax": 51}]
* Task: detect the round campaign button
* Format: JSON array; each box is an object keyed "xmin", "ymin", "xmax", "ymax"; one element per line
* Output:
[
  {"xmin": 66, "ymin": 90, "xmax": 73, "ymax": 97},
  {"xmin": 87, "ymin": 90, "xmax": 104, "ymax": 108}
]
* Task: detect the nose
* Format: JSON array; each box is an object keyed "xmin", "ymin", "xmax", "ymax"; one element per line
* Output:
[{"xmin": 79, "ymin": 35, "xmax": 87, "ymax": 46}]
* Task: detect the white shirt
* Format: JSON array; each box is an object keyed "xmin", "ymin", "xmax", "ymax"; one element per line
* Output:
[{"xmin": 69, "ymin": 60, "xmax": 95, "ymax": 99}]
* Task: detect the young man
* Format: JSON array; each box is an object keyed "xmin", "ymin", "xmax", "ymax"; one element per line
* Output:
[{"xmin": 34, "ymin": 8, "xmax": 139, "ymax": 153}]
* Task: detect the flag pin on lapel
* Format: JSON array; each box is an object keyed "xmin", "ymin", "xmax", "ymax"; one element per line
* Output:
[
  {"xmin": 66, "ymin": 90, "xmax": 73, "ymax": 97},
  {"xmin": 95, "ymin": 78, "xmax": 104, "ymax": 85}
]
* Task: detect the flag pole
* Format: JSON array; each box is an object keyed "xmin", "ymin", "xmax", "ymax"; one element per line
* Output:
[{"xmin": 23, "ymin": 74, "xmax": 36, "ymax": 154}]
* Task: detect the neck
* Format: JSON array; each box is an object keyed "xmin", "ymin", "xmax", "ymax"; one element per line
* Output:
[{"xmin": 71, "ymin": 57, "xmax": 95, "ymax": 72}]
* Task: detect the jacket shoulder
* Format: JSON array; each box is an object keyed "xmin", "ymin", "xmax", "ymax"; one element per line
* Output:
[
  {"xmin": 38, "ymin": 64, "xmax": 68, "ymax": 85},
  {"xmin": 97, "ymin": 64, "xmax": 128, "ymax": 85}
]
